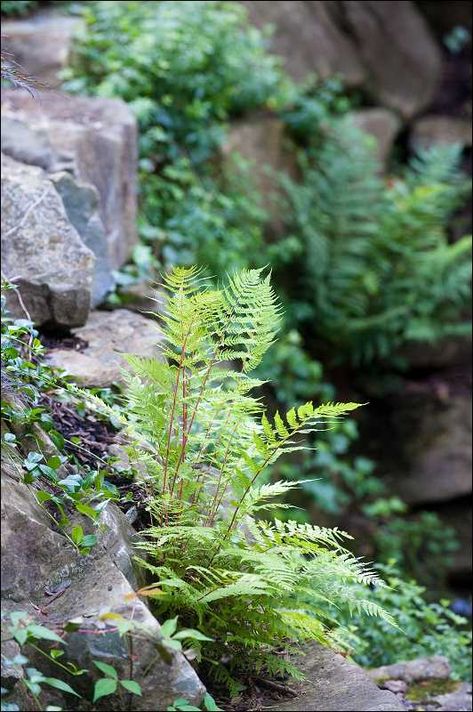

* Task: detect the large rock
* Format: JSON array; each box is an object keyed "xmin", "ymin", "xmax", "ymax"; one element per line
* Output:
[
  {"xmin": 1, "ymin": 89, "xmax": 138, "ymax": 295},
  {"xmin": 240, "ymin": 1, "xmax": 365, "ymax": 85},
  {"xmin": 241, "ymin": 1, "xmax": 442, "ymax": 118},
  {"xmin": 45, "ymin": 309, "xmax": 164, "ymax": 387},
  {"xmin": 1, "ymin": 153, "xmax": 94, "ymax": 328},
  {"xmin": 1, "ymin": 446, "xmax": 205, "ymax": 710},
  {"xmin": 410, "ymin": 115, "xmax": 473, "ymax": 151},
  {"xmin": 368, "ymin": 656, "xmax": 451, "ymax": 684},
  {"xmin": 385, "ymin": 392, "xmax": 472, "ymax": 505},
  {"xmin": 1, "ymin": 11, "xmax": 84, "ymax": 87},
  {"xmin": 263, "ymin": 644, "xmax": 404, "ymax": 711},
  {"xmin": 222, "ymin": 116, "xmax": 297, "ymax": 234},
  {"xmin": 346, "ymin": 108, "xmax": 402, "ymax": 168}
]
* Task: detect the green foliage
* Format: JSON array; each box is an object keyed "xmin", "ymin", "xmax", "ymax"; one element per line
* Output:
[
  {"xmin": 1, "ymin": 612, "xmax": 142, "ymax": 711},
  {"xmin": 347, "ymin": 564, "xmax": 472, "ymax": 681},
  {"xmin": 283, "ymin": 121, "xmax": 472, "ymax": 365},
  {"xmin": 167, "ymin": 693, "xmax": 221, "ymax": 712},
  {"xmin": 1, "ymin": 283, "xmax": 121, "ymax": 553},
  {"xmin": 99, "ymin": 267, "xmax": 393, "ymax": 692},
  {"xmin": 0, "ymin": 1, "xmax": 38, "ymax": 16}
]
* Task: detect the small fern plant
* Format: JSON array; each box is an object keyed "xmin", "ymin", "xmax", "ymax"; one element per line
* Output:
[{"xmin": 112, "ymin": 267, "xmax": 392, "ymax": 692}]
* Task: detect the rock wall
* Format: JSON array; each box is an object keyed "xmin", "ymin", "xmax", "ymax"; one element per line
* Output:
[{"xmin": 1, "ymin": 89, "xmax": 138, "ymax": 320}]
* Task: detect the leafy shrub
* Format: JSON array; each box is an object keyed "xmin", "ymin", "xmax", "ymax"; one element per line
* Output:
[
  {"xmin": 97, "ymin": 267, "xmax": 392, "ymax": 693},
  {"xmin": 0, "ymin": 1, "xmax": 38, "ymax": 16},
  {"xmin": 348, "ymin": 564, "xmax": 472, "ymax": 681},
  {"xmin": 283, "ymin": 121, "xmax": 472, "ymax": 365}
]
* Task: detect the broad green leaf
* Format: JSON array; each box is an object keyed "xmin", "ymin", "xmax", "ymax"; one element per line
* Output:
[
  {"xmin": 93, "ymin": 661, "xmax": 118, "ymax": 679},
  {"xmin": 93, "ymin": 677, "xmax": 117, "ymax": 702},
  {"xmin": 43, "ymin": 678, "xmax": 81, "ymax": 697},
  {"xmin": 120, "ymin": 680, "xmax": 142, "ymax": 695},
  {"xmin": 172, "ymin": 629, "xmax": 213, "ymax": 642},
  {"xmin": 71, "ymin": 525, "xmax": 84, "ymax": 545},
  {"xmin": 160, "ymin": 616, "xmax": 178, "ymax": 638},
  {"xmin": 27, "ymin": 625, "xmax": 63, "ymax": 643}
]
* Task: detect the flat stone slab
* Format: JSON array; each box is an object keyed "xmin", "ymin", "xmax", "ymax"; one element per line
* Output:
[
  {"xmin": 263, "ymin": 645, "xmax": 404, "ymax": 711},
  {"xmin": 45, "ymin": 309, "xmax": 164, "ymax": 387}
]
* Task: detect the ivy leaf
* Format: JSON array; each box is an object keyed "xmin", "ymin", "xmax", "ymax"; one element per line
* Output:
[
  {"xmin": 203, "ymin": 693, "xmax": 222, "ymax": 711},
  {"xmin": 43, "ymin": 677, "xmax": 81, "ymax": 697},
  {"xmin": 120, "ymin": 680, "xmax": 142, "ymax": 695},
  {"xmin": 93, "ymin": 677, "xmax": 117, "ymax": 702},
  {"xmin": 93, "ymin": 661, "xmax": 118, "ymax": 679}
]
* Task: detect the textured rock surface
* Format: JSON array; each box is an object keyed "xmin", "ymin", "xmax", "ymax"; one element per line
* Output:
[
  {"xmin": 45, "ymin": 309, "xmax": 164, "ymax": 387},
  {"xmin": 1, "ymin": 89, "xmax": 138, "ymax": 277},
  {"xmin": 346, "ymin": 108, "xmax": 402, "ymax": 168},
  {"xmin": 1, "ymin": 153, "xmax": 94, "ymax": 327},
  {"xmin": 410, "ymin": 115, "xmax": 472, "ymax": 150},
  {"xmin": 264, "ymin": 644, "xmax": 404, "ymax": 711},
  {"xmin": 51, "ymin": 171, "xmax": 114, "ymax": 304},
  {"xmin": 368, "ymin": 656, "xmax": 451, "ymax": 684},
  {"xmin": 1, "ymin": 12, "xmax": 84, "ymax": 86},
  {"xmin": 241, "ymin": 0, "xmax": 441, "ymax": 117},
  {"xmin": 1, "ymin": 439, "xmax": 205, "ymax": 710}
]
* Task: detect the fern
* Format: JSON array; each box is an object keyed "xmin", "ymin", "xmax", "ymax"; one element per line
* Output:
[
  {"xmin": 102, "ymin": 267, "xmax": 392, "ymax": 691},
  {"xmin": 284, "ymin": 120, "xmax": 472, "ymax": 364}
]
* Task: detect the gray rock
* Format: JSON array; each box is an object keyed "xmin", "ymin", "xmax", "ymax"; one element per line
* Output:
[
  {"xmin": 45, "ymin": 309, "xmax": 164, "ymax": 387},
  {"xmin": 1, "ymin": 89, "xmax": 138, "ymax": 276},
  {"xmin": 346, "ymin": 108, "xmax": 402, "ymax": 168},
  {"xmin": 410, "ymin": 115, "xmax": 473, "ymax": 151},
  {"xmin": 1, "ymin": 153, "xmax": 94, "ymax": 327},
  {"xmin": 338, "ymin": 1, "xmax": 442, "ymax": 118},
  {"xmin": 1, "ymin": 442, "xmax": 205, "ymax": 710},
  {"xmin": 51, "ymin": 171, "xmax": 114, "ymax": 305},
  {"xmin": 240, "ymin": 1, "xmax": 366, "ymax": 85},
  {"xmin": 222, "ymin": 116, "xmax": 297, "ymax": 234},
  {"xmin": 368, "ymin": 656, "xmax": 451, "ymax": 684},
  {"xmin": 1, "ymin": 12, "xmax": 84, "ymax": 87},
  {"xmin": 431, "ymin": 681, "xmax": 472, "ymax": 712},
  {"xmin": 387, "ymin": 393, "xmax": 472, "ymax": 505},
  {"xmin": 241, "ymin": 1, "xmax": 441, "ymax": 118},
  {"xmin": 264, "ymin": 644, "xmax": 404, "ymax": 710}
]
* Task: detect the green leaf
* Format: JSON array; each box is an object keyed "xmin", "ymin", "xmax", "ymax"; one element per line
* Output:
[
  {"xmin": 160, "ymin": 616, "xmax": 178, "ymax": 638},
  {"xmin": 71, "ymin": 525, "xmax": 84, "ymax": 545},
  {"xmin": 93, "ymin": 661, "xmax": 118, "ymax": 679},
  {"xmin": 74, "ymin": 502, "xmax": 99, "ymax": 520},
  {"xmin": 43, "ymin": 678, "xmax": 81, "ymax": 697},
  {"xmin": 50, "ymin": 649, "xmax": 64, "ymax": 659},
  {"xmin": 47, "ymin": 456, "xmax": 62, "ymax": 470},
  {"xmin": 120, "ymin": 680, "xmax": 142, "ymax": 695},
  {"xmin": 93, "ymin": 677, "xmax": 117, "ymax": 702},
  {"xmin": 80, "ymin": 534, "xmax": 98, "ymax": 548},
  {"xmin": 203, "ymin": 692, "xmax": 222, "ymax": 711},
  {"xmin": 27, "ymin": 625, "xmax": 63, "ymax": 643},
  {"xmin": 172, "ymin": 629, "xmax": 213, "ymax": 642}
]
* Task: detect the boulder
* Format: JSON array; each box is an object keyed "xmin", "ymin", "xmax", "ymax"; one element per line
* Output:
[
  {"xmin": 338, "ymin": 1, "xmax": 442, "ymax": 118},
  {"xmin": 345, "ymin": 108, "xmax": 402, "ymax": 168},
  {"xmin": 263, "ymin": 644, "xmax": 404, "ymax": 710},
  {"xmin": 1, "ymin": 153, "xmax": 94, "ymax": 328},
  {"xmin": 222, "ymin": 116, "xmax": 297, "ymax": 234},
  {"xmin": 410, "ymin": 115, "xmax": 472, "ymax": 151},
  {"xmin": 385, "ymin": 393, "xmax": 472, "ymax": 505},
  {"xmin": 45, "ymin": 309, "xmax": 164, "ymax": 387},
  {"xmin": 1, "ymin": 89, "xmax": 138, "ymax": 285},
  {"xmin": 241, "ymin": 1, "xmax": 442, "ymax": 118},
  {"xmin": 240, "ymin": 1, "xmax": 365, "ymax": 85},
  {"xmin": 1, "ymin": 11, "xmax": 84, "ymax": 87},
  {"xmin": 1, "ymin": 446, "xmax": 205, "ymax": 711},
  {"xmin": 51, "ymin": 171, "xmax": 114, "ymax": 304},
  {"xmin": 368, "ymin": 656, "xmax": 451, "ymax": 684}
]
